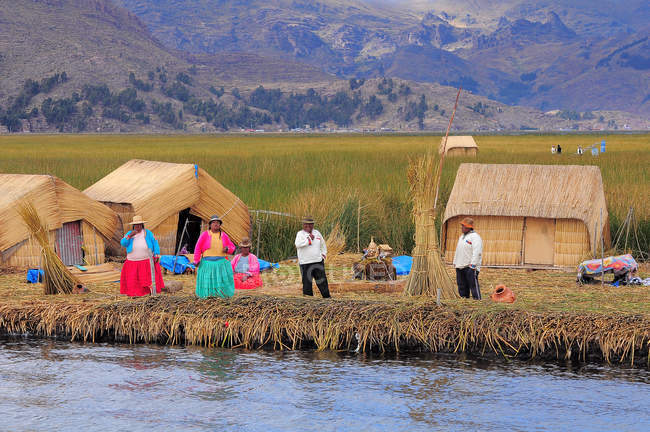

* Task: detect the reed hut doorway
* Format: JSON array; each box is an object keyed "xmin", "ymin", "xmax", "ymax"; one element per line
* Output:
[
  {"xmin": 175, "ymin": 209, "xmax": 203, "ymax": 253},
  {"xmin": 55, "ymin": 221, "xmax": 83, "ymax": 266},
  {"xmin": 523, "ymin": 218, "xmax": 555, "ymax": 265}
]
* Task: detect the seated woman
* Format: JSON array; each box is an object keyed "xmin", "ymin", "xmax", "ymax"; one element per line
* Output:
[
  {"xmin": 193, "ymin": 215, "xmax": 236, "ymax": 298},
  {"xmin": 119, "ymin": 215, "xmax": 164, "ymax": 296},
  {"xmin": 231, "ymin": 237, "xmax": 263, "ymax": 290}
]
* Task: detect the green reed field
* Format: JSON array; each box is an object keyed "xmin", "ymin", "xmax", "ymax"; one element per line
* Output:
[{"xmin": 0, "ymin": 133, "xmax": 648, "ymax": 261}]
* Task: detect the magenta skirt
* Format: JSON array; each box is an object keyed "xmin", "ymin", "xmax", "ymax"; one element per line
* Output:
[{"xmin": 120, "ymin": 259, "xmax": 164, "ymax": 297}]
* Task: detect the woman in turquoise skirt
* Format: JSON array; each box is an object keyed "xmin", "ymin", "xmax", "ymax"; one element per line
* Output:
[{"xmin": 193, "ymin": 215, "xmax": 236, "ymax": 298}]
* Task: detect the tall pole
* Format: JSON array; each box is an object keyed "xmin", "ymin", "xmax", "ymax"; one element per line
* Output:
[
  {"xmin": 433, "ymin": 87, "xmax": 462, "ymax": 211},
  {"xmin": 601, "ymin": 208, "xmax": 605, "ymax": 289}
]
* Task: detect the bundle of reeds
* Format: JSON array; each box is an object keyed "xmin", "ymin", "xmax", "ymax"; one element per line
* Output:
[
  {"xmin": 403, "ymin": 154, "xmax": 457, "ymax": 298},
  {"xmin": 403, "ymin": 88, "xmax": 462, "ymax": 299},
  {"xmin": 325, "ymin": 223, "xmax": 346, "ymax": 258},
  {"xmin": 17, "ymin": 201, "xmax": 80, "ymax": 295}
]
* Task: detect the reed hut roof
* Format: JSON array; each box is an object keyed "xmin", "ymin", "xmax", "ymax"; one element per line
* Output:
[
  {"xmin": 0, "ymin": 174, "xmax": 120, "ymax": 252},
  {"xmin": 84, "ymin": 159, "xmax": 250, "ymax": 242},
  {"xmin": 443, "ymin": 164, "xmax": 608, "ymax": 249},
  {"xmin": 439, "ymin": 136, "xmax": 478, "ymax": 153}
]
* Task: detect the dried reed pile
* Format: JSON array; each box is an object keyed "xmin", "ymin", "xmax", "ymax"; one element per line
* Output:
[
  {"xmin": 325, "ymin": 223, "xmax": 347, "ymax": 258},
  {"xmin": 404, "ymin": 89, "xmax": 460, "ymax": 298},
  {"xmin": 404, "ymin": 155, "xmax": 456, "ymax": 298},
  {"xmin": 0, "ymin": 295, "xmax": 648, "ymax": 366},
  {"xmin": 17, "ymin": 201, "xmax": 80, "ymax": 294}
]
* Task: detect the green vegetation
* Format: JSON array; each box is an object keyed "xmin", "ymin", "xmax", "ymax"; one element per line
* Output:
[
  {"xmin": 0, "ymin": 134, "xmax": 648, "ymax": 261},
  {"xmin": 0, "ymin": 72, "xmax": 68, "ymax": 131}
]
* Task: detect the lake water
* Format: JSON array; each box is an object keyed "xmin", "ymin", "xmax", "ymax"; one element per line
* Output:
[{"xmin": 0, "ymin": 339, "xmax": 648, "ymax": 431}]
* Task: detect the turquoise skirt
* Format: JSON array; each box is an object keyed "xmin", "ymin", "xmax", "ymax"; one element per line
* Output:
[{"xmin": 196, "ymin": 258, "xmax": 235, "ymax": 299}]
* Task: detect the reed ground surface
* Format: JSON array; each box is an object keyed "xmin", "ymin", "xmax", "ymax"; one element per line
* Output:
[
  {"xmin": 0, "ymin": 133, "xmax": 648, "ymax": 260},
  {"xmin": 2, "ymin": 256, "xmax": 648, "ymax": 317}
]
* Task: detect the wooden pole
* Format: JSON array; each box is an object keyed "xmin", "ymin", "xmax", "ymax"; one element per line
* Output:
[
  {"xmin": 256, "ymin": 214, "xmax": 262, "ymax": 256},
  {"xmin": 435, "ymin": 87, "xmax": 461, "ymax": 304},
  {"xmin": 601, "ymin": 208, "xmax": 605, "ymax": 289},
  {"xmin": 173, "ymin": 217, "xmax": 189, "ymax": 274},
  {"xmin": 433, "ymin": 87, "xmax": 462, "ymax": 211},
  {"xmin": 357, "ymin": 201, "xmax": 361, "ymax": 253},
  {"xmin": 92, "ymin": 226, "xmax": 99, "ymax": 265}
]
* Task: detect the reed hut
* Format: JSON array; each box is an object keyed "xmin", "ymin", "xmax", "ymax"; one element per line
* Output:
[
  {"xmin": 84, "ymin": 159, "xmax": 250, "ymax": 255},
  {"xmin": 0, "ymin": 174, "xmax": 120, "ymax": 268},
  {"xmin": 439, "ymin": 136, "xmax": 478, "ymax": 157},
  {"xmin": 442, "ymin": 164, "xmax": 610, "ymax": 268}
]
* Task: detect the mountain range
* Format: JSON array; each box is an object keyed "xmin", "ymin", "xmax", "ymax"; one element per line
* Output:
[
  {"xmin": 113, "ymin": 0, "xmax": 650, "ymax": 114},
  {"xmin": 0, "ymin": 0, "xmax": 647, "ymax": 133}
]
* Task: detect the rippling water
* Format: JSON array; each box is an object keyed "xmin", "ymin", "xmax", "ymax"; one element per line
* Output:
[{"xmin": 0, "ymin": 339, "xmax": 648, "ymax": 431}]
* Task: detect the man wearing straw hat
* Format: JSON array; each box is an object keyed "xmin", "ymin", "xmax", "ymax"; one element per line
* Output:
[
  {"xmin": 119, "ymin": 215, "xmax": 164, "ymax": 296},
  {"xmin": 295, "ymin": 216, "xmax": 331, "ymax": 298},
  {"xmin": 453, "ymin": 217, "xmax": 483, "ymax": 300}
]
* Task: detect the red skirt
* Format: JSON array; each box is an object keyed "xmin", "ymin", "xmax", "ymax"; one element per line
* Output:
[
  {"xmin": 120, "ymin": 259, "xmax": 164, "ymax": 296},
  {"xmin": 234, "ymin": 273, "xmax": 263, "ymax": 290}
]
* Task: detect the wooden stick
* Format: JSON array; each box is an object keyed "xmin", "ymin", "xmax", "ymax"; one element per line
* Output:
[{"xmin": 433, "ymin": 87, "xmax": 462, "ymax": 211}]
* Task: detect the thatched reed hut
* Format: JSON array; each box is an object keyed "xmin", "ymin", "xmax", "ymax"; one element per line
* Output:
[
  {"xmin": 440, "ymin": 136, "xmax": 478, "ymax": 157},
  {"xmin": 442, "ymin": 164, "xmax": 610, "ymax": 268},
  {"xmin": 84, "ymin": 159, "xmax": 250, "ymax": 255},
  {"xmin": 0, "ymin": 174, "xmax": 120, "ymax": 268}
]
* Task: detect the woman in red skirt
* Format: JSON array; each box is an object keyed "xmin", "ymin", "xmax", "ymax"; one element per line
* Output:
[
  {"xmin": 119, "ymin": 215, "xmax": 164, "ymax": 296},
  {"xmin": 231, "ymin": 237, "xmax": 263, "ymax": 290}
]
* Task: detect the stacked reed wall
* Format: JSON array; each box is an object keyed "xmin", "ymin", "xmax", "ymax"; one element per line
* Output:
[{"xmin": 1, "ymin": 296, "xmax": 648, "ymax": 366}]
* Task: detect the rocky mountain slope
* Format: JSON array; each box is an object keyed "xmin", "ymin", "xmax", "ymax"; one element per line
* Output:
[
  {"xmin": 114, "ymin": 0, "xmax": 650, "ymax": 114},
  {"xmin": 1, "ymin": 0, "xmax": 647, "ymax": 134}
]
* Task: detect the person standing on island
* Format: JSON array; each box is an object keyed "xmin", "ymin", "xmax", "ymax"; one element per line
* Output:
[
  {"xmin": 556, "ymin": 144, "xmax": 562, "ymax": 154},
  {"xmin": 119, "ymin": 215, "xmax": 164, "ymax": 296},
  {"xmin": 193, "ymin": 215, "xmax": 236, "ymax": 298},
  {"xmin": 295, "ymin": 216, "xmax": 331, "ymax": 298},
  {"xmin": 551, "ymin": 145, "xmax": 556, "ymax": 154},
  {"xmin": 453, "ymin": 217, "xmax": 483, "ymax": 300}
]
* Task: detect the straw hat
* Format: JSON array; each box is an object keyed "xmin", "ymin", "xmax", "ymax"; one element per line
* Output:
[
  {"xmin": 301, "ymin": 215, "xmax": 315, "ymax": 224},
  {"xmin": 128, "ymin": 215, "xmax": 147, "ymax": 225},
  {"xmin": 209, "ymin": 214, "xmax": 223, "ymax": 224},
  {"xmin": 239, "ymin": 237, "xmax": 252, "ymax": 248},
  {"xmin": 460, "ymin": 217, "xmax": 474, "ymax": 228}
]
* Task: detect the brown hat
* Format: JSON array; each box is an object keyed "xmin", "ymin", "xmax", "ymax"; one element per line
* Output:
[
  {"xmin": 128, "ymin": 215, "xmax": 147, "ymax": 225},
  {"xmin": 460, "ymin": 217, "xmax": 474, "ymax": 228},
  {"xmin": 239, "ymin": 237, "xmax": 252, "ymax": 248},
  {"xmin": 301, "ymin": 215, "xmax": 315, "ymax": 224}
]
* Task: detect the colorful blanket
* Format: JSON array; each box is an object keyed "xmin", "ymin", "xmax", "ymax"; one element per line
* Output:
[{"xmin": 578, "ymin": 254, "xmax": 638, "ymax": 276}]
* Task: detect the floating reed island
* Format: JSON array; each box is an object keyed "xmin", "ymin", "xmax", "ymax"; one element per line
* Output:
[{"xmin": 1, "ymin": 292, "xmax": 649, "ymax": 367}]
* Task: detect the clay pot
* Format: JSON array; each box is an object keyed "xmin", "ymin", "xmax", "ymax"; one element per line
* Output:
[{"xmin": 491, "ymin": 284, "xmax": 515, "ymax": 303}]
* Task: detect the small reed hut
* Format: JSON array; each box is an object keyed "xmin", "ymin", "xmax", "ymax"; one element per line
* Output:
[
  {"xmin": 442, "ymin": 164, "xmax": 610, "ymax": 268},
  {"xmin": 439, "ymin": 136, "xmax": 478, "ymax": 157},
  {"xmin": 84, "ymin": 159, "xmax": 250, "ymax": 255},
  {"xmin": 0, "ymin": 174, "xmax": 120, "ymax": 268}
]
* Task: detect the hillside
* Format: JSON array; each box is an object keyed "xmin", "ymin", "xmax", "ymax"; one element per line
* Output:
[
  {"xmin": 0, "ymin": 0, "xmax": 332, "ymax": 100},
  {"xmin": 0, "ymin": 0, "xmax": 647, "ymax": 134},
  {"xmin": 114, "ymin": 0, "xmax": 650, "ymax": 114}
]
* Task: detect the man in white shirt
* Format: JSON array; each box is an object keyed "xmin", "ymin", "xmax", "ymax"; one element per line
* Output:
[
  {"xmin": 452, "ymin": 217, "xmax": 483, "ymax": 300},
  {"xmin": 295, "ymin": 216, "xmax": 330, "ymax": 298}
]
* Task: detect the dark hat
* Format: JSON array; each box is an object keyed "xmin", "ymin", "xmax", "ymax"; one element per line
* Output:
[
  {"xmin": 301, "ymin": 215, "xmax": 315, "ymax": 224},
  {"xmin": 209, "ymin": 215, "xmax": 223, "ymax": 224}
]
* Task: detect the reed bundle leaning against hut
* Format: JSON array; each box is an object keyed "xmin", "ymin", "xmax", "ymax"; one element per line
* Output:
[
  {"xmin": 17, "ymin": 201, "xmax": 80, "ymax": 295},
  {"xmin": 404, "ymin": 154, "xmax": 457, "ymax": 298},
  {"xmin": 403, "ymin": 89, "xmax": 461, "ymax": 299}
]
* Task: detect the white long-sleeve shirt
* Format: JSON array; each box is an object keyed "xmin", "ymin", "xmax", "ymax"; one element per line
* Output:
[
  {"xmin": 453, "ymin": 231, "xmax": 483, "ymax": 271},
  {"xmin": 295, "ymin": 229, "xmax": 327, "ymax": 265}
]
